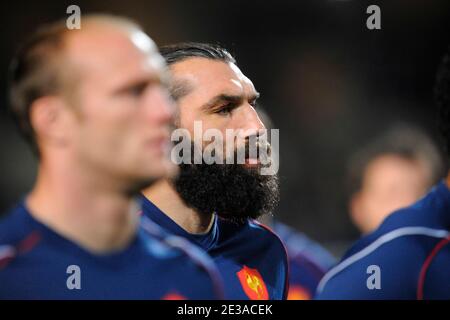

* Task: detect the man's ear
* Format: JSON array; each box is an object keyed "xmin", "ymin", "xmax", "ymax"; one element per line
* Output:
[{"xmin": 30, "ymin": 96, "xmax": 74, "ymax": 148}]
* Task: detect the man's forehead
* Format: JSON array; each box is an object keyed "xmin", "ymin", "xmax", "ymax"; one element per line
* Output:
[
  {"xmin": 65, "ymin": 26, "xmax": 165, "ymax": 82},
  {"xmin": 170, "ymin": 58, "xmax": 256, "ymax": 98}
]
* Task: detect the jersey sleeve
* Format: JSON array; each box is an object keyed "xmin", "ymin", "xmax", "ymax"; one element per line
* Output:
[{"xmin": 315, "ymin": 234, "xmax": 437, "ymax": 299}]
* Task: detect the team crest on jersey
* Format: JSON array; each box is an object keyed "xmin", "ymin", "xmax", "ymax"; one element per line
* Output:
[{"xmin": 236, "ymin": 265, "xmax": 269, "ymax": 300}]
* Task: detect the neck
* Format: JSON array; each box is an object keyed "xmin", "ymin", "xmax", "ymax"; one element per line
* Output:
[
  {"xmin": 257, "ymin": 213, "xmax": 274, "ymax": 227},
  {"xmin": 142, "ymin": 179, "xmax": 214, "ymax": 235},
  {"xmin": 446, "ymin": 173, "xmax": 450, "ymax": 189},
  {"xmin": 27, "ymin": 158, "xmax": 139, "ymax": 254}
]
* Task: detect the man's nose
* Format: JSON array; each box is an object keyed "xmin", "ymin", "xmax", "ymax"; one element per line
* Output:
[{"xmin": 238, "ymin": 104, "xmax": 265, "ymax": 134}]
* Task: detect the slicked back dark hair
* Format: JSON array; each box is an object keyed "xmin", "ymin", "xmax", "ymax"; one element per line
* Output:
[
  {"xmin": 8, "ymin": 20, "xmax": 69, "ymax": 156},
  {"xmin": 435, "ymin": 45, "xmax": 450, "ymax": 168},
  {"xmin": 159, "ymin": 42, "xmax": 236, "ymax": 66}
]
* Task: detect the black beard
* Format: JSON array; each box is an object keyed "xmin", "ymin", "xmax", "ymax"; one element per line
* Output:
[{"xmin": 173, "ymin": 159, "xmax": 280, "ymax": 225}]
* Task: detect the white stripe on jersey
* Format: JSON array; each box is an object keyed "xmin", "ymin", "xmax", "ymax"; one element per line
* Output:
[
  {"xmin": 0, "ymin": 245, "xmax": 15, "ymax": 262},
  {"xmin": 317, "ymin": 227, "xmax": 450, "ymax": 294}
]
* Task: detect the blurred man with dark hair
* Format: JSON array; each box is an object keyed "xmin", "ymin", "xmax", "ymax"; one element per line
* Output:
[
  {"xmin": 316, "ymin": 47, "xmax": 450, "ymax": 300},
  {"xmin": 348, "ymin": 124, "xmax": 444, "ymax": 234},
  {"xmin": 0, "ymin": 16, "xmax": 223, "ymax": 299},
  {"xmin": 141, "ymin": 42, "xmax": 289, "ymax": 299}
]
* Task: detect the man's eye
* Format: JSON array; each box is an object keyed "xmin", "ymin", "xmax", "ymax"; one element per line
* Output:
[
  {"xmin": 216, "ymin": 104, "xmax": 235, "ymax": 115},
  {"xmin": 127, "ymin": 84, "xmax": 147, "ymax": 97}
]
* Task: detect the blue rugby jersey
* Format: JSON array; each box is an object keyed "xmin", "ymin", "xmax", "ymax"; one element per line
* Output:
[
  {"xmin": 271, "ymin": 221, "xmax": 336, "ymax": 299},
  {"xmin": 0, "ymin": 201, "xmax": 224, "ymax": 299},
  {"xmin": 141, "ymin": 195, "xmax": 289, "ymax": 300},
  {"xmin": 316, "ymin": 181, "xmax": 450, "ymax": 300}
]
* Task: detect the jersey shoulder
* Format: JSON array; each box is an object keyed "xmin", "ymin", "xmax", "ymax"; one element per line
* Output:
[
  {"xmin": 316, "ymin": 183, "xmax": 450, "ymax": 299},
  {"xmin": 140, "ymin": 216, "xmax": 225, "ymax": 299},
  {"xmin": 345, "ymin": 183, "xmax": 450, "ymax": 258},
  {"xmin": 240, "ymin": 218, "xmax": 289, "ymax": 258},
  {"xmin": 380, "ymin": 181, "xmax": 450, "ymax": 231},
  {"xmin": 422, "ymin": 239, "xmax": 450, "ymax": 299},
  {"xmin": 217, "ymin": 217, "xmax": 287, "ymax": 251},
  {"xmin": 0, "ymin": 203, "xmax": 34, "ymax": 245},
  {"xmin": 272, "ymin": 221, "xmax": 336, "ymax": 271}
]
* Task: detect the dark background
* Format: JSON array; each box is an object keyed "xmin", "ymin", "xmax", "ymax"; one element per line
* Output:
[{"xmin": 0, "ymin": 0, "xmax": 449, "ymax": 254}]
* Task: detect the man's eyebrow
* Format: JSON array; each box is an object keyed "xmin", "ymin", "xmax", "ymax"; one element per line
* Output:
[
  {"xmin": 250, "ymin": 91, "xmax": 261, "ymax": 101},
  {"xmin": 169, "ymin": 79, "xmax": 193, "ymax": 101},
  {"xmin": 200, "ymin": 94, "xmax": 243, "ymax": 111}
]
